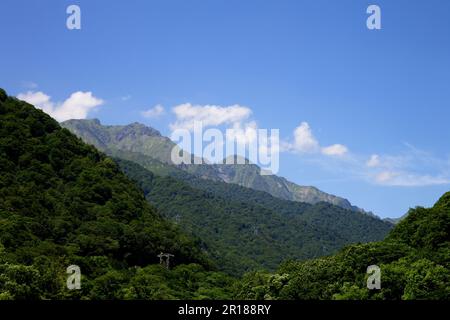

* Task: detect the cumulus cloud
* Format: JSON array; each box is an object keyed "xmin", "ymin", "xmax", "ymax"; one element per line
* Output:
[
  {"xmin": 141, "ymin": 104, "xmax": 165, "ymax": 119},
  {"xmin": 17, "ymin": 91, "xmax": 53, "ymax": 113},
  {"xmin": 17, "ymin": 91, "xmax": 103, "ymax": 122},
  {"xmin": 291, "ymin": 122, "xmax": 320, "ymax": 153},
  {"xmin": 170, "ymin": 103, "xmax": 252, "ymax": 132},
  {"xmin": 285, "ymin": 122, "xmax": 348, "ymax": 157}
]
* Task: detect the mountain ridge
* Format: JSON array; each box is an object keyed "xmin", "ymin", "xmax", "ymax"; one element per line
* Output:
[{"xmin": 61, "ymin": 118, "xmax": 374, "ymax": 215}]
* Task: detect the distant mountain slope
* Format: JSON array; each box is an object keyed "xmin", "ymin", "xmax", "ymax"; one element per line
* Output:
[
  {"xmin": 116, "ymin": 157, "xmax": 393, "ymax": 275},
  {"xmin": 61, "ymin": 119, "xmax": 174, "ymax": 163},
  {"xmin": 183, "ymin": 161, "xmax": 365, "ymax": 212},
  {"xmin": 61, "ymin": 119, "xmax": 369, "ymax": 213}
]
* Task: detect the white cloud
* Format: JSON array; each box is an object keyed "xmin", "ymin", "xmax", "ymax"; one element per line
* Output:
[
  {"xmin": 17, "ymin": 91, "xmax": 53, "ymax": 113},
  {"xmin": 321, "ymin": 144, "xmax": 348, "ymax": 156},
  {"xmin": 226, "ymin": 121, "xmax": 258, "ymax": 145},
  {"xmin": 168, "ymin": 104, "xmax": 449, "ymax": 188},
  {"xmin": 284, "ymin": 123, "xmax": 450, "ymax": 187},
  {"xmin": 17, "ymin": 91, "xmax": 103, "ymax": 122},
  {"xmin": 374, "ymin": 170, "xmax": 450, "ymax": 187},
  {"xmin": 285, "ymin": 122, "xmax": 348, "ymax": 157},
  {"xmin": 141, "ymin": 104, "xmax": 165, "ymax": 119},
  {"xmin": 121, "ymin": 95, "xmax": 131, "ymax": 101},
  {"xmin": 364, "ymin": 147, "xmax": 450, "ymax": 187},
  {"xmin": 291, "ymin": 122, "xmax": 320, "ymax": 153},
  {"xmin": 168, "ymin": 103, "xmax": 279, "ymax": 163},
  {"xmin": 366, "ymin": 154, "xmax": 381, "ymax": 167},
  {"xmin": 375, "ymin": 171, "xmax": 397, "ymax": 183},
  {"xmin": 170, "ymin": 103, "xmax": 252, "ymax": 131}
]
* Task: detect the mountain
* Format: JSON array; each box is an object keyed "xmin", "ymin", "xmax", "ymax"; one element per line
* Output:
[
  {"xmin": 61, "ymin": 119, "xmax": 174, "ymax": 163},
  {"xmin": 61, "ymin": 119, "xmax": 369, "ymax": 213},
  {"xmin": 0, "ymin": 89, "xmax": 234, "ymax": 300},
  {"xmin": 235, "ymin": 192, "xmax": 450, "ymax": 300},
  {"xmin": 383, "ymin": 215, "xmax": 406, "ymax": 225},
  {"xmin": 116, "ymin": 158, "xmax": 393, "ymax": 275}
]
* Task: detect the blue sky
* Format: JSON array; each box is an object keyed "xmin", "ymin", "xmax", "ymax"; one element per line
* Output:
[{"xmin": 1, "ymin": 0, "xmax": 450, "ymax": 218}]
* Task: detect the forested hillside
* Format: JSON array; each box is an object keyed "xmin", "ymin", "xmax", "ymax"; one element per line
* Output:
[
  {"xmin": 0, "ymin": 89, "xmax": 234, "ymax": 299},
  {"xmin": 234, "ymin": 193, "xmax": 450, "ymax": 300},
  {"xmin": 117, "ymin": 158, "xmax": 393, "ymax": 275}
]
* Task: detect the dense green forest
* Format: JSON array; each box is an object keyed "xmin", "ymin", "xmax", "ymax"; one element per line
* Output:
[
  {"xmin": 234, "ymin": 193, "xmax": 450, "ymax": 300},
  {"xmin": 0, "ymin": 89, "xmax": 233, "ymax": 299},
  {"xmin": 116, "ymin": 158, "xmax": 392, "ymax": 275},
  {"xmin": 1, "ymin": 88, "xmax": 449, "ymax": 300}
]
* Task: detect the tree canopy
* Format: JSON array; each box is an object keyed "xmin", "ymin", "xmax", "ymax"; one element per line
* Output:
[
  {"xmin": 234, "ymin": 193, "xmax": 450, "ymax": 300},
  {"xmin": 0, "ymin": 89, "xmax": 232, "ymax": 299}
]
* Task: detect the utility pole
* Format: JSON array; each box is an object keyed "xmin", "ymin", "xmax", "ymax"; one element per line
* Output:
[{"xmin": 157, "ymin": 252, "xmax": 175, "ymax": 269}]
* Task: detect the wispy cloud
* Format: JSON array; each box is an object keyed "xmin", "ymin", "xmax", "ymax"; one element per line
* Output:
[
  {"xmin": 366, "ymin": 154, "xmax": 381, "ymax": 167},
  {"xmin": 282, "ymin": 123, "xmax": 450, "ymax": 187},
  {"xmin": 322, "ymin": 144, "xmax": 349, "ymax": 156},
  {"xmin": 17, "ymin": 91, "xmax": 104, "ymax": 122},
  {"xmin": 373, "ymin": 171, "xmax": 450, "ymax": 186},
  {"xmin": 363, "ymin": 145, "xmax": 450, "ymax": 186},
  {"xmin": 141, "ymin": 104, "xmax": 165, "ymax": 119}
]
